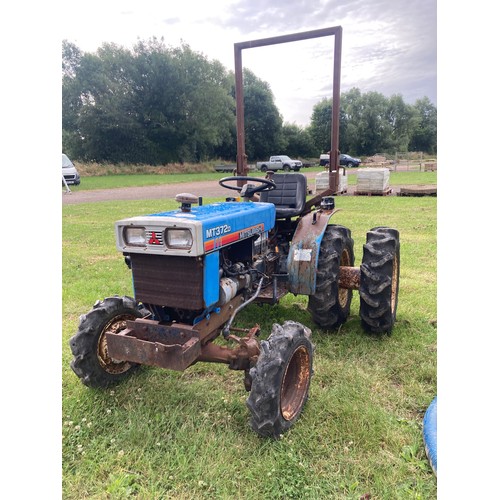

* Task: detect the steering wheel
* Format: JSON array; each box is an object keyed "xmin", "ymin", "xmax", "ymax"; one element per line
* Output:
[{"xmin": 219, "ymin": 176, "xmax": 276, "ymax": 198}]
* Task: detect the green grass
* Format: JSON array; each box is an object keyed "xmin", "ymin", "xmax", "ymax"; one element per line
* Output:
[
  {"xmin": 70, "ymin": 172, "xmax": 227, "ymax": 190},
  {"xmin": 66, "ymin": 169, "xmax": 437, "ymax": 191},
  {"xmin": 63, "ymin": 195, "xmax": 437, "ymax": 499}
]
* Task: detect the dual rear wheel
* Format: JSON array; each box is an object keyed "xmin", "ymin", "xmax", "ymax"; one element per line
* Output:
[{"xmin": 307, "ymin": 224, "xmax": 400, "ymax": 334}]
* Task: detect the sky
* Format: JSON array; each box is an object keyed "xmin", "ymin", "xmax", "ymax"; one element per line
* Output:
[{"xmin": 60, "ymin": 0, "xmax": 437, "ymax": 126}]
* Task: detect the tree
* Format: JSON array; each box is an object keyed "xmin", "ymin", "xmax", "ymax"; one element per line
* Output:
[
  {"xmin": 309, "ymin": 98, "xmax": 333, "ymax": 154},
  {"xmin": 309, "ymin": 88, "xmax": 437, "ymax": 157},
  {"xmin": 169, "ymin": 44, "xmax": 235, "ymax": 162},
  {"xmin": 237, "ymin": 69, "xmax": 284, "ymax": 161},
  {"xmin": 409, "ymin": 97, "xmax": 437, "ymax": 155},
  {"xmin": 353, "ymin": 91, "xmax": 392, "ymax": 155},
  {"xmin": 62, "ymin": 42, "xmax": 150, "ymax": 162},
  {"xmin": 281, "ymin": 123, "xmax": 315, "ymax": 158},
  {"xmin": 62, "ymin": 39, "xmax": 236, "ymax": 164},
  {"xmin": 63, "ymin": 40, "xmax": 437, "ymax": 164},
  {"xmin": 385, "ymin": 94, "xmax": 417, "ymax": 152}
]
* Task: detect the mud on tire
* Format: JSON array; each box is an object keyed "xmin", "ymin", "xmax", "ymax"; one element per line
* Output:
[
  {"xmin": 307, "ymin": 225, "xmax": 354, "ymax": 329},
  {"xmin": 359, "ymin": 227, "xmax": 400, "ymax": 334},
  {"xmin": 69, "ymin": 296, "xmax": 149, "ymax": 388},
  {"xmin": 246, "ymin": 321, "xmax": 314, "ymax": 438}
]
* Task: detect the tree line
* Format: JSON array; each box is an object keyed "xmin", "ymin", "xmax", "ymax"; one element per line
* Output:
[{"xmin": 62, "ymin": 38, "xmax": 437, "ymax": 164}]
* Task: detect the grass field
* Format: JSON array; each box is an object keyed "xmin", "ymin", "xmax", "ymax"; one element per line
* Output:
[
  {"xmin": 62, "ymin": 191, "xmax": 437, "ymax": 498},
  {"xmin": 64, "ymin": 169, "xmax": 437, "ymax": 191}
]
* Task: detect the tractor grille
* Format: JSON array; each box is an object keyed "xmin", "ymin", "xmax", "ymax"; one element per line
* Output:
[
  {"xmin": 146, "ymin": 230, "xmax": 164, "ymax": 247},
  {"xmin": 130, "ymin": 253, "xmax": 204, "ymax": 310}
]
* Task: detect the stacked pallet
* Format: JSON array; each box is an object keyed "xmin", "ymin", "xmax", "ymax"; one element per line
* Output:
[
  {"xmin": 315, "ymin": 171, "xmax": 347, "ymax": 194},
  {"xmin": 355, "ymin": 168, "xmax": 391, "ymax": 195}
]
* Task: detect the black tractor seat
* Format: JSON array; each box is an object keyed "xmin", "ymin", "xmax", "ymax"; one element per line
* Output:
[{"xmin": 259, "ymin": 173, "xmax": 307, "ymax": 219}]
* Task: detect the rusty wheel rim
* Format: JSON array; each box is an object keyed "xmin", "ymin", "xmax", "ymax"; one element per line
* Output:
[
  {"xmin": 338, "ymin": 248, "xmax": 351, "ymax": 308},
  {"xmin": 280, "ymin": 345, "xmax": 311, "ymax": 421},
  {"xmin": 97, "ymin": 314, "xmax": 135, "ymax": 374}
]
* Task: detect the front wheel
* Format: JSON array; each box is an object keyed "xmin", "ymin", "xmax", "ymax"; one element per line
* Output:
[
  {"xmin": 283, "ymin": 164, "xmax": 291, "ymax": 172},
  {"xmin": 246, "ymin": 321, "xmax": 314, "ymax": 438},
  {"xmin": 359, "ymin": 227, "xmax": 400, "ymax": 334},
  {"xmin": 69, "ymin": 296, "xmax": 149, "ymax": 388}
]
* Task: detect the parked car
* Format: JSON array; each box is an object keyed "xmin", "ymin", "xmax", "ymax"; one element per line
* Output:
[
  {"xmin": 319, "ymin": 153, "xmax": 362, "ymax": 168},
  {"xmin": 62, "ymin": 154, "xmax": 80, "ymax": 185},
  {"xmin": 256, "ymin": 155, "xmax": 302, "ymax": 172},
  {"xmin": 340, "ymin": 154, "xmax": 361, "ymax": 168}
]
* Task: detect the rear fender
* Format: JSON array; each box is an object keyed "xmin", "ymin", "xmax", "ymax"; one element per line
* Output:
[{"xmin": 287, "ymin": 209, "xmax": 340, "ymax": 295}]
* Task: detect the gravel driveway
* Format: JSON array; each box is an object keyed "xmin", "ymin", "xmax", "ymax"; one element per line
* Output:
[{"xmin": 62, "ymin": 171, "xmax": 436, "ymax": 205}]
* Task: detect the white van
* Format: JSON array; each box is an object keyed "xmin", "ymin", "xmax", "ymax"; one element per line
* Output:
[{"xmin": 62, "ymin": 154, "xmax": 81, "ymax": 185}]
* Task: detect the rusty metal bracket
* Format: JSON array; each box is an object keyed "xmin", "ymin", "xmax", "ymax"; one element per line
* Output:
[
  {"xmin": 199, "ymin": 324, "xmax": 262, "ymax": 371},
  {"xmin": 106, "ymin": 319, "xmax": 201, "ymax": 371},
  {"xmin": 105, "ymin": 294, "xmax": 246, "ymax": 370}
]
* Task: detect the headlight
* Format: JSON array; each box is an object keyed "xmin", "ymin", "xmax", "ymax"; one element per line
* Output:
[
  {"xmin": 166, "ymin": 228, "xmax": 193, "ymax": 249},
  {"xmin": 124, "ymin": 226, "xmax": 146, "ymax": 246}
]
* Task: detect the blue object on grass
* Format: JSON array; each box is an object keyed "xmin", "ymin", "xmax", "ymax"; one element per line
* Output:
[{"xmin": 423, "ymin": 396, "xmax": 437, "ymax": 475}]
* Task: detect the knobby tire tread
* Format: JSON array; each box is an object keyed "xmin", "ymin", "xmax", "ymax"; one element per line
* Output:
[
  {"xmin": 69, "ymin": 295, "xmax": 148, "ymax": 388},
  {"xmin": 307, "ymin": 225, "xmax": 354, "ymax": 329},
  {"xmin": 246, "ymin": 321, "xmax": 314, "ymax": 438},
  {"xmin": 359, "ymin": 227, "xmax": 400, "ymax": 334}
]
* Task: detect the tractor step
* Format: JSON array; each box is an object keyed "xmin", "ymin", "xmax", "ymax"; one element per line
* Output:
[
  {"xmin": 106, "ymin": 318, "xmax": 201, "ymax": 371},
  {"xmin": 255, "ymin": 280, "xmax": 289, "ymax": 304}
]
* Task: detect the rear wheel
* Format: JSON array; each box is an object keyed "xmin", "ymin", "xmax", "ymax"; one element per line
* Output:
[
  {"xmin": 260, "ymin": 165, "xmax": 268, "ymax": 172},
  {"xmin": 307, "ymin": 225, "xmax": 354, "ymax": 329},
  {"xmin": 359, "ymin": 227, "xmax": 400, "ymax": 334},
  {"xmin": 69, "ymin": 296, "xmax": 149, "ymax": 388},
  {"xmin": 246, "ymin": 321, "xmax": 314, "ymax": 438}
]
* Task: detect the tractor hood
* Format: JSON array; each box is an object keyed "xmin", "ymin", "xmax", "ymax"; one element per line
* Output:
[{"xmin": 115, "ymin": 201, "xmax": 276, "ymax": 257}]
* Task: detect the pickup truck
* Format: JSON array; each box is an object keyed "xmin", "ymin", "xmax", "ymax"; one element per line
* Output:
[{"xmin": 256, "ymin": 155, "xmax": 302, "ymax": 172}]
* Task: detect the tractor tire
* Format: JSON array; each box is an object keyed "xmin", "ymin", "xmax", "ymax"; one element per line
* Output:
[
  {"xmin": 359, "ymin": 227, "xmax": 400, "ymax": 334},
  {"xmin": 246, "ymin": 321, "xmax": 314, "ymax": 438},
  {"xmin": 69, "ymin": 296, "xmax": 149, "ymax": 388},
  {"xmin": 307, "ymin": 225, "xmax": 354, "ymax": 329}
]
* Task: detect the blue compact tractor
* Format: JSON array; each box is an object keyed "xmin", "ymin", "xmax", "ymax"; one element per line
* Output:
[
  {"xmin": 70, "ymin": 174, "xmax": 400, "ymax": 437},
  {"xmin": 69, "ymin": 27, "xmax": 401, "ymax": 437}
]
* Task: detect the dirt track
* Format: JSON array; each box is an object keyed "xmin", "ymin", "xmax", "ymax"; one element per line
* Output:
[{"xmin": 62, "ymin": 171, "xmax": 436, "ymax": 205}]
